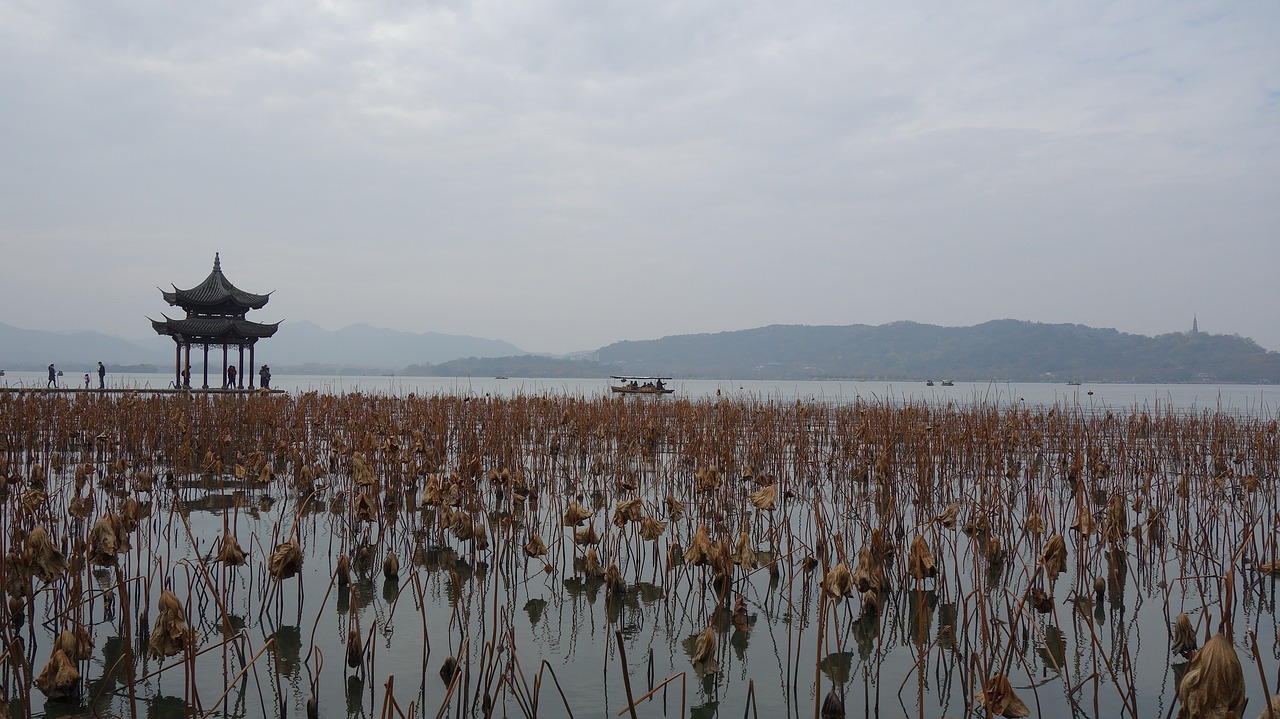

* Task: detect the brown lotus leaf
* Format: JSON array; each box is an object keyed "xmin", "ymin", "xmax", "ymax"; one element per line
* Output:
[
  {"xmin": 975, "ymin": 673, "xmax": 1030, "ymax": 717},
  {"xmin": 29, "ymin": 464, "xmax": 46, "ymax": 489},
  {"xmin": 346, "ymin": 626, "xmax": 363, "ymax": 668},
  {"xmin": 861, "ymin": 589, "xmax": 879, "ymax": 614},
  {"xmin": 821, "ymin": 563, "xmax": 855, "ymax": 599},
  {"xmin": 666, "ymin": 494, "xmax": 685, "ymax": 521},
  {"xmin": 148, "ymin": 590, "xmax": 191, "ymax": 658},
  {"xmin": 1256, "ymin": 560, "xmax": 1280, "ymax": 577},
  {"xmin": 450, "ymin": 511, "xmax": 473, "ymax": 541},
  {"xmin": 1040, "ymin": 534, "xmax": 1068, "ymax": 579},
  {"xmin": 53, "ymin": 626, "xmax": 94, "ymax": 661},
  {"xmin": 1256, "ymin": 695, "xmax": 1280, "ymax": 719},
  {"xmin": 934, "ymin": 502, "xmax": 960, "ymax": 529},
  {"xmin": 352, "ymin": 453, "xmax": 374, "ymax": 486},
  {"xmin": 685, "ymin": 524, "xmax": 714, "ymax": 565},
  {"xmin": 1028, "ymin": 587, "xmax": 1054, "ymax": 614},
  {"xmin": 1172, "ymin": 612, "xmax": 1198, "ymax": 657},
  {"xmin": 852, "ymin": 547, "xmax": 888, "ymax": 593},
  {"xmin": 1024, "ymin": 512, "xmax": 1045, "ymax": 535},
  {"xmin": 639, "ymin": 516, "xmax": 667, "ymax": 541},
  {"xmin": 733, "ymin": 532, "xmax": 757, "ymax": 569},
  {"xmin": 354, "ymin": 492, "xmax": 377, "ymax": 523},
  {"xmin": 268, "ymin": 540, "xmax": 303, "ymax": 580},
  {"xmin": 574, "ymin": 523, "xmax": 599, "ymax": 545},
  {"xmin": 1070, "ymin": 501, "xmax": 1094, "ymax": 535},
  {"xmin": 691, "ymin": 625, "xmax": 717, "ymax": 671},
  {"xmin": 336, "ymin": 554, "xmax": 351, "ymax": 585},
  {"xmin": 907, "ymin": 534, "xmax": 936, "ymax": 581},
  {"xmin": 612, "ymin": 498, "xmax": 643, "ymax": 527},
  {"xmin": 69, "ymin": 492, "xmax": 94, "ymax": 518},
  {"xmin": 383, "ymin": 552, "xmax": 399, "ymax": 580},
  {"xmin": 22, "ymin": 487, "xmax": 47, "ymax": 514},
  {"xmin": 215, "ymin": 534, "xmax": 246, "ymax": 566},
  {"xmin": 524, "ymin": 535, "xmax": 548, "ymax": 558},
  {"xmin": 87, "ymin": 514, "xmax": 129, "ymax": 566},
  {"xmin": 582, "ymin": 547, "xmax": 604, "ymax": 578},
  {"xmin": 605, "ymin": 562, "xmax": 625, "ymax": 593},
  {"xmin": 1176, "ymin": 633, "xmax": 1246, "ymax": 719},
  {"xmin": 420, "ymin": 475, "xmax": 442, "ymax": 507},
  {"xmin": 749, "ymin": 484, "xmax": 777, "ymax": 510},
  {"xmin": 562, "ymin": 501, "xmax": 593, "ymax": 527},
  {"xmin": 471, "ymin": 520, "xmax": 489, "ymax": 550},
  {"xmin": 1105, "ymin": 494, "xmax": 1128, "ymax": 541},
  {"xmin": 34, "ymin": 649, "xmax": 80, "ymax": 700},
  {"xmin": 696, "ymin": 466, "xmax": 721, "ymax": 492},
  {"xmin": 25, "ymin": 525, "xmax": 68, "ymax": 583}
]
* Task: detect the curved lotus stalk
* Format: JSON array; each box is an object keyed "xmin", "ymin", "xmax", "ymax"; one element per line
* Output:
[
  {"xmin": 975, "ymin": 674, "xmax": 1030, "ymax": 718},
  {"xmin": 524, "ymin": 535, "xmax": 548, "ymax": 558},
  {"xmin": 1176, "ymin": 633, "xmax": 1246, "ymax": 719},
  {"xmin": 582, "ymin": 548, "xmax": 604, "ymax": 578},
  {"xmin": 907, "ymin": 534, "xmax": 936, "ymax": 581},
  {"xmin": 148, "ymin": 590, "xmax": 191, "ymax": 658},
  {"xmin": 54, "ymin": 626, "xmax": 94, "ymax": 661},
  {"xmin": 639, "ymin": 516, "xmax": 667, "ymax": 541},
  {"xmin": 612, "ymin": 498, "xmax": 643, "ymax": 528},
  {"xmin": 421, "ymin": 475, "xmax": 442, "ymax": 507},
  {"xmin": 562, "ymin": 501, "xmax": 593, "ymax": 527},
  {"xmin": 852, "ymin": 547, "xmax": 888, "ymax": 593},
  {"xmin": 574, "ymin": 523, "xmax": 599, "ymax": 546},
  {"xmin": 821, "ymin": 563, "xmax": 855, "ymax": 599},
  {"xmin": 1040, "ymin": 534, "xmax": 1068, "ymax": 580},
  {"xmin": 383, "ymin": 552, "xmax": 399, "ymax": 581},
  {"xmin": 268, "ymin": 540, "xmax": 303, "ymax": 580},
  {"xmin": 733, "ymin": 532, "xmax": 757, "ymax": 569},
  {"xmin": 215, "ymin": 534, "xmax": 247, "ymax": 566},
  {"xmin": 685, "ymin": 525, "xmax": 713, "ymax": 565},
  {"xmin": 25, "ymin": 525, "xmax": 68, "ymax": 583},
  {"xmin": 749, "ymin": 484, "xmax": 777, "ymax": 510},
  {"xmin": 934, "ymin": 502, "xmax": 960, "ymax": 529},
  {"xmin": 34, "ymin": 649, "xmax": 80, "ymax": 700},
  {"xmin": 1172, "ymin": 612, "xmax": 1198, "ymax": 657}
]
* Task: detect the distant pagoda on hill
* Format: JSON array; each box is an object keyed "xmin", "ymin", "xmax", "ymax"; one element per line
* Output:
[{"xmin": 150, "ymin": 253, "xmax": 280, "ymax": 389}]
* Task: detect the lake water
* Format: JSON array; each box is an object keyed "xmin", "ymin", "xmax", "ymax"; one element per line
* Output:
[{"xmin": 2, "ymin": 374, "xmax": 1277, "ymax": 718}]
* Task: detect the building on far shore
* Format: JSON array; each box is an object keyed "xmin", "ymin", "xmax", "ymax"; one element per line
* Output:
[{"xmin": 150, "ymin": 253, "xmax": 279, "ymax": 389}]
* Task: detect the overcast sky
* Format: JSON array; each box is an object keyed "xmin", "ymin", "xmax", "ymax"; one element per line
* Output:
[{"xmin": 2, "ymin": 1, "xmax": 1277, "ymax": 354}]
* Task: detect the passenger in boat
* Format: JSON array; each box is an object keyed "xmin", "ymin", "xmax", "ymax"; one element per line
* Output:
[{"xmin": 656, "ymin": 379, "xmax": 665, "ymax": 390}]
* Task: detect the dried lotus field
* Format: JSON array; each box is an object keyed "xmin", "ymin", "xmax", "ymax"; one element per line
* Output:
[{"xmin": 1, "ymin": 389, "xmax": 1278, "ymax": 719}]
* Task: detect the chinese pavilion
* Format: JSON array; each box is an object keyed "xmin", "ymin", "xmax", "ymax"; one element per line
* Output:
[{"xmin": 151, "ymin": 253, "xmax": 280, "ymax": 389}]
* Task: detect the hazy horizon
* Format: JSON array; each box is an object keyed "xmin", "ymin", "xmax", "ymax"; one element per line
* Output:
[{"xmin": 3, "ymin": 2, "xmax": 1277, "ymax": 353}]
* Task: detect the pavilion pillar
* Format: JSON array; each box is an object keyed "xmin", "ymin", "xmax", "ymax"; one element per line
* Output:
[
  {"xmin": 248, "ymin": 343, "xmax": 256, "ymax": 389},
  {"xmin": 237, "ymin": 345, "xmax": 245, "ymax": 389},
  {"xmin": 174, "ymin": 342, "xmax": 182, "ymax": 388},
  {"xmin": 202, "ymin": 343, "xmax": 209, "ymax": 389},
  {"xmin": 183, "ymin": 342, "xmax": 192, "ymax": 388},
  {"xmin": 222, "ymin": 344, "xmax": 229, "ymax": 389}
]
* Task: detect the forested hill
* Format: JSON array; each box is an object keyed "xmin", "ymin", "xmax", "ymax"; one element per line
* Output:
[{"xmin": 593, "ymin": 320, "xmax": 1280, "ymax": 382}]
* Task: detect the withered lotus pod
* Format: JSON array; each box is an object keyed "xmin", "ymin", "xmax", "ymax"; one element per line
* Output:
[
  {"xmin": 934, "ymin": 502, "xmax": 960, "ymax": 529},
  {"xmin": 639, "ymin": 516, "xmax": 667, "ymax": 541},
  {"xmin": 215, "ymin": 534, "xmax": 246, "ymax": 566},
  {"xmin": 1040, "ymin": 534, "xmax": 1068, "ymax": 579},
  {"xmin": 1176, "ymin": 633, "xmax": 1246, "ymax": 719},
  {"xmin": 148, "ymin": 590, "xmax": 191, "ymax": 658},
  {"xmin": 733, "ymin": 532, "xmax": 758, "ymax": 569},
  {"xmin": 574, "ymin": 523, "xmax": 599, "ymax": 546},
  {"xmin": 53, "ymin": 626, "xmax": 94, "ymax": 661},
  {"xmin": 439, "ymin": 656, "xmax": 459, "ymax": 683},
  {"xmin": 907, "ymin": 534, "xmax": 936, "ymax": 581},
  {"xmin": 852, "ymin": 547, "xmax": 888, "ymax": 593},
  {"xmin": 383, "ymin": 552, "xmax": 399, "ymax": 581},
  {"xmin": 34, "ymin": 649, "xmax": 80, "ymax": 700},
  {"xmin": 821, "ymin": 563, "xmax": 854, "ymax": 599},
  {"xmin": 562, "ymin": 501, "xmax": 593, "ymax": 527},
  {"xmin": 975, "ymin": 674, "xmax": 1030, "ymax": 718},
  {"xmin": 582, "ymin": 548, "xmax": 604, "ymax": 578},
  {"xmin": 268, "ymin": 540, "xmax": 303, "ymax": 580},
  {"xmin": 472, "ymin": 520, "xmax": 489, "ymax": 550},
  {"xmin": 1093, "ymin": 576, "xmax": 1106, "ymax": 602},
  {"xmin": 524, "ymin": 535, "xmax": 548, "ymax": 558},
  {"xmin": 685, "ymin": 525, "xmax": 714, "ymax": 565},
  {"xmin": 1172, "ymin": 612, "xmax": 1198, "ymax": 657},
  {"xmin": 749, "ymin": 484, "xmax": 777, "ymax": 510},
  {"xmin": 25, "ymin": 525, "xmax": 68, "ymax": 583},
  {"xmin": 612, "ymin": 498, "xmax": 643, "ymax": 527}
]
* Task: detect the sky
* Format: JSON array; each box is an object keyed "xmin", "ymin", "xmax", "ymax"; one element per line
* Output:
[{"xmin": 1, "ymin": 0, "xmax": 1277, "ymax": 354}]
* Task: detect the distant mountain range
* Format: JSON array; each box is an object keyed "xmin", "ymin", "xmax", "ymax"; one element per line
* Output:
[{"xmin": 3, "ymin": 318, "xmax": 1277, "ymax": 383}]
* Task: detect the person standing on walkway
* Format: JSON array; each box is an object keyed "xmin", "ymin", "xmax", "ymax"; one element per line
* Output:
[
  {"xmin": 259, "ymin": 365, "xmax": 271, "ymax": 390},
  {"xmin": 226, "ymin": 365, "xmax": 237, "ymax": 389},
  {"xmin": 47, "ymin": 363, "xmax": 57, "ymax": 388},
  {"xmin": 97, "ymin": 361, "xmax": 106, "ymax": 389}
]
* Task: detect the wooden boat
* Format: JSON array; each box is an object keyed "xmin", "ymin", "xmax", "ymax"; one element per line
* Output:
[
  {"xmin": 609, "ymin": 376, "xmax": 674, "ymax": 395},
  {"xmin": 940, "ymin": 380, "xmax": 954, "ymax": 387},
  {"xmin": 926, "ymin": 380, "xmax": 934, "ymax": 386}
]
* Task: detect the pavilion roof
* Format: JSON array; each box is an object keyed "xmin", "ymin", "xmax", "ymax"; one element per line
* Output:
[
  {"xmin": 151, "ymin": 315, "xmax": 281, "ymax": 343},
  {"xmin": 162, "ymin": 253, "xmax": 272, "ymax": 312}
]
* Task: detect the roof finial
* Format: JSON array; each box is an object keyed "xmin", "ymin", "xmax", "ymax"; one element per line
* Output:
[{"xmin": 214, "ymin": 252, "xmax": 222, "ymax": 272}]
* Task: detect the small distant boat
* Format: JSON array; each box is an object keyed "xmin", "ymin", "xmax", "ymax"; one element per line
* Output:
[
  {"xmin": 609, "ymin": 376, "xmax": 674, "ymax": 395},
  {"xmin": 940, "ymin": 380, "xmax": 954, "ymax": 387},
  {"xmin": 1066, "ymin": 381, "xmax": 1082, "ymax": 386},
  {"xmin": 926, "ymin": 380, "xmax": 934, "ymax": 386},
  {"xmin": 494, "ymin": 376, "xmax": 508, "ymax": 380}
]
